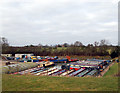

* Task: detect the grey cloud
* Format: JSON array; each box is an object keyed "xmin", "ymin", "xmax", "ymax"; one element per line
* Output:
[{"xmin": 0, "ymin": 0, "xmax": 118, "ymax": 46}]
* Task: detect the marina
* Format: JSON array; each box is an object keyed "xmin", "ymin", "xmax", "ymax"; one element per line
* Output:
[{"xmin": 8, "ymin": 58, "xmax": 113, "ymax": 78}]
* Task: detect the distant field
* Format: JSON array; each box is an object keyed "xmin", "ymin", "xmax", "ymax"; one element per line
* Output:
[
  {"xmin": 70, "ymin": 56, "xmax": 112, "ymax": 60},
  {"xmin": 2, "ymin": 63, "xmax": 119, "ymax": 91},
  {"xmin": 56, "ymin": 47, "xmax": 67, "ymax": 50}
]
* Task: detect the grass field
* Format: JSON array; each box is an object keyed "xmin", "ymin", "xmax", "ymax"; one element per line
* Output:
[
  {"xmin": 2, "ymin": 74, "xmax": 118, "ymax": 91},
  {"xmin": 2, "ymin": 63, "xmax": 119, "ymax": 91},
  {"xmin": 104, "ymin": 63, "xmax": 118, "ymax": 77}
]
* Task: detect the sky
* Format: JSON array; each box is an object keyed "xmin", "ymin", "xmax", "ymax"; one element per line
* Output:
[{"xmin": 0, "ymin": 0, "xmax": 119, "ymax": 46}]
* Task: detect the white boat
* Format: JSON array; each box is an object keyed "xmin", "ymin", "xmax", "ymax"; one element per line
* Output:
[
  {"xmin": 35, "ymin": 69, "xmax": 48, "ymax": 75},
  {"xmin": 35, "ymin": 68, "xmax": 54, "ymax": 76},
  {"xmin": 42, "ymin": 68, "xmax": 57, "ymax": 76},
  {"xmin": 47, "ymin": 67, "xmax": 57, "ymax": 72},
  {"xmin": 60, "ymin": 70, "xmax": 74, "ymax": 76},
  {"xmin": 34, "ymin": 68, "xmax": 48, "ymax": 75},
  {"xmin": 34, "ymin": 70, "xmax": 44, "ymax": 75},
  {"xmin": 48, "ymin": 69, "xmax": 60, "ymax": 75}
]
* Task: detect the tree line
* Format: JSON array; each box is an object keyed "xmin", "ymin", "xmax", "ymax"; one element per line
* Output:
[{"xmin": 1, "ymin": 37, "xmax": 120, "ymax": 56}]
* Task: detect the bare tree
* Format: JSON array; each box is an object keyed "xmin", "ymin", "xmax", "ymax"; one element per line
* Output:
[
  {"xmin": 74, "ymin": 41, "xmax": 83, "ymax": 47},
  {"xmin": 94, "ymin": 41, "xmax": 99, "ymax": 47},
  {"xmin": 87, "ymin": 44, "xmax": 93, "ymax": 47},
  {"xmin": 63, "ymin": 43, "xmax": 69, "ymax": 47},
  {"xmin": 1, "ymin": 37, "xmax": 9, "ymax": 46},
  {"xmin": 38, "ymin": 43, "xmax": 43, "ymax": 48},
  {"xmin": 100, "ymin": 39, "xmax": 109, "ymax": 46}
]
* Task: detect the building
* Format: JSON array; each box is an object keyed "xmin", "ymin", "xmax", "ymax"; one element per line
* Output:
[
  {"xmin": 1, "ymin": 54, "xmax": 12, "ymax": 57},
  {"xmin": 15, "ymin": 54, "xmax": 34, "ymax": 58}
]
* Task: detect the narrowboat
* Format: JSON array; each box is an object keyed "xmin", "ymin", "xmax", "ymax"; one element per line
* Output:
[
  {"xmin": 76, "ymin": 69, "xmax": 91, "ymax": 77},
  {"xmin": 60, "ymin": 69, "xmax": 74, "ymax": 76},
  {"xmin": 52, "ymin": 69, "xmax": 66, "ymax": 76},
  {"xmin": 42, "ymin": 68, "xmax": 57, "ymax": 76},
  {"xmin": 50, "ymin": 59, "xmax": 68, "ymax": 63},
  {"xmin": 69, "ymin": 68, "xmax": 85, "ymax": 76},
  {"xmin": 86, "ymin": 70, "xmax": 98, "ymax": 76},
  {"xmin": 47, "ymin": 69, "xmax": 60, "ymax": 75},
  {"xmin": 35, "ymin": 70, "xmax": 46, "ymax": 75},
  {"xmin": 49, "ymin": 69, "xmax": 62, "ymax": 75}
]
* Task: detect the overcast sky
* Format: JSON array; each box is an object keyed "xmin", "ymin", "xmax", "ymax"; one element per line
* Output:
[{"xmin": 0, "ymin": 0, "xmax": 118, "ymax": 46}]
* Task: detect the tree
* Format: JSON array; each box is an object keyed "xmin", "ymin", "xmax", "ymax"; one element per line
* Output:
[
  {"xmin": 110, "ymin": 51, "xmax": 118, "ymax": 59},
  {"xmin": 87, "ymin": 44, "xmax": 93, "ymax": 47},
  {"xmin": 63, "ymin": 43, "xmax": 69, "ymax": 47},
  {"xmin": 44, "ymin": 44, "xmax": 49, "ymax": 48},
  {"xmin": 38, "ymin": 43, "xmax": 42, "ymax": 46},
  {"xmin": 1, "ymin": 37, "xmax": 9, "ymax": 47},
  {"xmin": 38, "ymin": 43, "xmax": 43, "ymax": 48},
  {"xmin": 30, "ymin": 44, "xmax": 34, "ymax": 47},
  {"xmin": 74, "ymin": 41, "xmax": 83, "ymax": 47},
  {"xmin": 100, "ymin": 39, "xmax": 109, "ymax": 46},
  {"xmin": 57, "ymin": 44, "xmax": 62, "ymax": 47},
  {"xmin": 94, "ymin": 41, "xmax": 99, "ymax": 47}
]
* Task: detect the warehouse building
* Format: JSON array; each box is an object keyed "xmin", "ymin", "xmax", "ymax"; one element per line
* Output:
[{"xmin": 15, "ymin": 54, "xmax": 34, "ymax": 58}]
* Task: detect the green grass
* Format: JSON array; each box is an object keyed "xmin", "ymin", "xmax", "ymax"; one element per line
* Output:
[
  {"xmin": 104, "ymin": 63, "xmax": 119, "ymax": 77},
  {"xmin": 2, "ymin": 75, "xmax": 118, "ymax": 91},
  {"xmin": 56, "ymin": 47, "xmax": 67, "ymax": 50}
]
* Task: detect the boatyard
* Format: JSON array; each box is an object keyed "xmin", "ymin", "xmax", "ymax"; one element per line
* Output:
[{"xmin": 1, "ymin": 54, "xmax": 115, "ymax": 78}]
